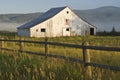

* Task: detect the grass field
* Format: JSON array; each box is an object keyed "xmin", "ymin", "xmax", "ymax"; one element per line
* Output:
[{"xmin": 0, "ymin": 32, "xmax": 120, "ymax": 80}]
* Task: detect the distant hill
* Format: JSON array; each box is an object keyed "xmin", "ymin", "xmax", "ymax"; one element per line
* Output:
[
  {"xmin": 0, "ymin": 6, "xmax": 120, "ymax": 32},
  {"xmin": 0, "ymin": 12, "xmax": 43, "ymax": 31},
  {"xmin": 74, "ymin": 6, "xmax": 120, "ymax": 31},
  {"xmin": 75, "ymin": 6, "xmax": 120, "ymax": 22},
  {"xmin": 0, "ymin": 12, "xmax": 43, "ymax": 23}
]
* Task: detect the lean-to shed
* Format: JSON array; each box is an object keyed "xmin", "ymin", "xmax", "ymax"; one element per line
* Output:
[{"xmin": 17, "ymin": 6, "xmax": 96, "ymax": 37}]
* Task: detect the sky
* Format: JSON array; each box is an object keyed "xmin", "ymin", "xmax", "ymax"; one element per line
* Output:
[{"xmin": 0, "ymin": 0, "xmax": 120, "ymax": 14}]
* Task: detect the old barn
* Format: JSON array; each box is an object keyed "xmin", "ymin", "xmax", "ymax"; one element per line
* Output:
[{"xmin": 17, "ymin": 6, "xmax": 96, "ymax": 37}]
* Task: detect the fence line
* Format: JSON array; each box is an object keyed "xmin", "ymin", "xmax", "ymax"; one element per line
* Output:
[
  {"xmin": 0, "ymin": 39, "xmax": 119, "ymax": 52},
  {"xmin": 0, "ymin": 38, "xmax": 120, "ymax": 79}
]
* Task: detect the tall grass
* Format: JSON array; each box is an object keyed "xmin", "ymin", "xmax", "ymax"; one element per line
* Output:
[
  {"xmin": 0, "ymin": 52, "xmax": 84, "ymax": 80},
  {"xmin": 0, "ymin": 32, "xmax": 120, "ymax": 79}
]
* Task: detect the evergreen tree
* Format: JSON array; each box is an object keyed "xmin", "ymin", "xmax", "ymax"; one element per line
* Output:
[
  {"xmin": 111, "ymin": 26, "xmax": 117, "ymax": 36},
  {"xmin": 111, "ymin": 26, "xmax": 116, "ymax": 33}
]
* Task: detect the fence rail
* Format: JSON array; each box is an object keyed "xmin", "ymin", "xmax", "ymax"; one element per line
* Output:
[
  {"xmin": 0, "ymin": 39, "xmax": 119, "ymax": 51},
  {"xmin": 0, "ymin": 38, "xmax": 120, "ymax": 79}
]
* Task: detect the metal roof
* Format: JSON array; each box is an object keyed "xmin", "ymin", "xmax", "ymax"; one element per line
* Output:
[{"xmin": 18, "ymin": 6, "xmax": 67, "ymax": 29}]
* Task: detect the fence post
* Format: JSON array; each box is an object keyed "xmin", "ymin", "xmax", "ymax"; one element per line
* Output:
[
  {"xmin": 19, "ymin": 37, "xmax": 24, "ymax": 53},
  {"xmin": 45, "ymin": 37, "xmax": 48, "ymax": 58},
  {"xmin": 82, "ymin": 41, "xmax": 92, "ymax": 80},
  {"xmin": 0, "ymin": 38, "xmax": 4, "ymax": 53}
]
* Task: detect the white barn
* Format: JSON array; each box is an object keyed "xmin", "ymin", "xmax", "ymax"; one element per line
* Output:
[{"xmin": 17, "ymin": 6, "xmax": 96, "ymax": 37}]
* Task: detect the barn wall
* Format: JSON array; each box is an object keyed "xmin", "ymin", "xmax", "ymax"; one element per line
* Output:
[
  {"xmin": 52, "ymin": 7, "xmax": 73, "ymax": 37},
  {"xmin": 52, "ymin": 7, "xmax": 96, "ymax": 36},
  {"xmin": 30, "ymin": 19, "xmax": 53, "ymax": 37},
  {"xmin": 17, "ymin": 29, "xmax": 30, "ymax": 37},
  {"xmin": 68, "ymin": 9, "xmax": 96, "ymax": 36}
]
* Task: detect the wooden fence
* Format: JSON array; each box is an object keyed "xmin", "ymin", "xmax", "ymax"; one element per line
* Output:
[{"xmin": 0, "ymin": 38, "xmax": 120, "ymax": 79}]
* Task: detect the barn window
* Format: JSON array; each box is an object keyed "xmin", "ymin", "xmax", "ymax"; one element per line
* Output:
[
  {"xmin": 66, "ymin": 19, "xmax": 70, "ymax": 25},
  {"xmin": 41, "ymin": 28, "xmax": 46, "ymax": 32},
  {"xmin": 66, "ymin": 28, "xmax": 70, "ymax": 31},
  {"xmin": 36, "ymin": 29, "xmax": 38, "ymax": 32},
  {"xmin": 67, "ymin": 11, "xmax": 69, "ymax": 14}
]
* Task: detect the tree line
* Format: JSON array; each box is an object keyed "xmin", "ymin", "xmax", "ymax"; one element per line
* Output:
[{"xmin": 97, "ymin": 27, "xmax": 120, "ymax": 36}]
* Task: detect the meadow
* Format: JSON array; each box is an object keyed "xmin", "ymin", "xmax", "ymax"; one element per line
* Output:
[{"xmin": 0, "ymin": 32, "xmax": 120, "ymax": 80}]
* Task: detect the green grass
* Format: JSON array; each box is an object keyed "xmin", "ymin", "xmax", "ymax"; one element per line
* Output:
[
  {"xmin": 0, "ymin": 32, "xmax": 120, "ymax": 80},
  {"xmin": 0, "ymin": 52, "xmax": 84, "ymax": 80}
]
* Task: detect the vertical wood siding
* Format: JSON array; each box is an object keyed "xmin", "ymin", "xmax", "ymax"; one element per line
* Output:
[{"xmin": 18, "ymin": 7, "xmax": 96, "ymax": 37}]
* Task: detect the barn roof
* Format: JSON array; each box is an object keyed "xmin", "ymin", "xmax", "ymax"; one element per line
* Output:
[{"xmin": 18, "ymin": 6, "xmax": 67, "ymax": 29}]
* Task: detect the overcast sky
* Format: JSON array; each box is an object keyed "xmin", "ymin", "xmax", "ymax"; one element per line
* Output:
[{"xmin": 0, "ymin": 0, "xmax": 120, "ymax": 14}]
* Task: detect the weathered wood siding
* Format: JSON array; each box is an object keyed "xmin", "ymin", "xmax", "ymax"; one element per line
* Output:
[
  {"xmin": 17, "ymin": 29, "xmax": 30, "ymax": 37},
  {"xmin": 68, "ymin": 7, "xmax": 96, "ymax": 36},
  {"xmin": 52, "ymin": 7, "xmax": 72, "ymax": 37},
  {"xmin": 17, "ymin": 7, "xmax": 96, "ymax": 37},
  {"xmin": 29, "ymin": 7, "xmax": 73, "ymax": 37},
  {"xmin": 30, "ymin": 19, "xmax": 53, "ymax": 37},
  {"xmin": 52, "ymin": 7, "xmax": 96, "ymax": 36}
]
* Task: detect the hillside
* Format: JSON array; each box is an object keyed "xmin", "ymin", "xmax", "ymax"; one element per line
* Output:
[
  {"xmin": 74, "ymin": 6, "xmax": 120, "ymax": 31},
  {"xmin": 0, "ymin": 12, "xmax": 43, "ymax": 31},
  {"xmin": 0, "ymin": 6, "xmax": 120, "ymax": 31},
  {"xmin": 75, "ymin": 6, "xmax": 120, "ymax": 22},
  {"xmin": 0, "ymin": 12, "xmax": 43, "ymax": 23}
]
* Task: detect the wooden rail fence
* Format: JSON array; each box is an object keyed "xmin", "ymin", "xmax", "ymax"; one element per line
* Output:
[{"xmin": 0, "ymin": 38, "xmax": 120, "ymax": 79}]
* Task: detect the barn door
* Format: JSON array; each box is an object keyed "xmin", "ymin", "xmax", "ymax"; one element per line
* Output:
[
  {"xmin": 90, "ymin": 28, "xmax": 94, "ymax": 35},
  {"xmin": 63, "ymin": 27, "xmax": 70, "ymax": 36}
]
